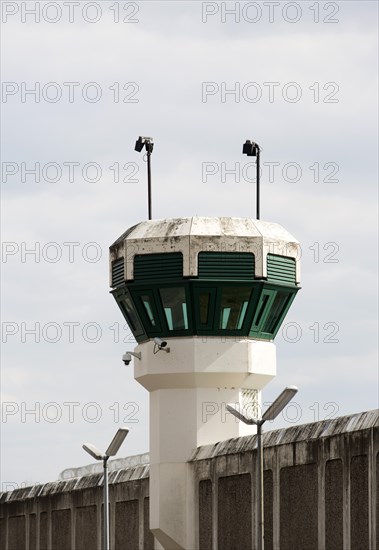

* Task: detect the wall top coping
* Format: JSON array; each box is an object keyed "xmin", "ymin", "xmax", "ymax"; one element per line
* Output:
[
  {"xmin": 0, "ymin": 460, "xmax": 149, "ymax": 504},
  {"xmin": 189, "ymin": 409, "xmax": 379, "ymax": 461},
  {"xmin": 58, "ymin": 452, "xmax": 150, "ymax": 480}
]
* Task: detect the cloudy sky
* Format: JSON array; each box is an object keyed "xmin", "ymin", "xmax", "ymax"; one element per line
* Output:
[{"xmin": 1, "ymin": 0, "xmax": 378, "ymax": 488}]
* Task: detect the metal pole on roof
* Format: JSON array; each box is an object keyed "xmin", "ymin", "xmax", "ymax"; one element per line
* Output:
[{"xmin": 135, "ymin": 136, "xmax": 154, "ymax": 220}]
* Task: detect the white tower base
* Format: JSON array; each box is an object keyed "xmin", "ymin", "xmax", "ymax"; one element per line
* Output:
[{"xmin": 134, "ymin": 337, "xmax": 276, "ymax": 549}]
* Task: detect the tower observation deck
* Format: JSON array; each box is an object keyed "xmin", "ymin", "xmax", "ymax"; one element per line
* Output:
[{"xmin": 110, "ymin": 217, "xmax": 300, "ymax": 343}]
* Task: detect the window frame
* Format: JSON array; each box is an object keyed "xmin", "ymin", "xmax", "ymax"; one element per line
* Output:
[
  {"xmin": 111, "ymin": 287, "xmax": 147, "ymax": 342},
  {"xmin": 115, "ymin": 277, "xmax": 299, "ymax": 342},
  {"xmin": 192, "ymin": 286, "xmax": 217, "ymax": 332},
  {"xmin": 158, "ymin": 285, "xmax": 191, "ymax": 333},
  {"xmin": 130, "ymin": 282, "xmax": 194, "ymax": 337},
  {"xmin": 131, "ymin": 288, "xmax": 163, "ymax": 335},
  {"xmin": 191, "ymin": 281, "xmax": 259, "ymax": 336},
  {"xmin": 249, "ymin": 285, "xmax": 297, "ymax": 339}
]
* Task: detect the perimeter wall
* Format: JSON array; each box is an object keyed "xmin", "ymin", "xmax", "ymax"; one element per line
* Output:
[{"xmin": 1, "ymin": 410, "xmax": 378, "ymax": 550}]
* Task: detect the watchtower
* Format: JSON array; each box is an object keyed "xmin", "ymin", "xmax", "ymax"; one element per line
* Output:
[{"xmin": 109, "ymin": 216, "xmax": 300, "ymax": 549}]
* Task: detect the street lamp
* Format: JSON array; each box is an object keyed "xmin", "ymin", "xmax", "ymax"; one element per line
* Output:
[
  {"xmin": 82, "ymin": 427, "xmax": 129, "ymax": 550},
  {"xmin": 135, "ymin": 136, "xmax": 154, "ymax": 220},
  {"xmin": 242, "ymin": 140, "xmax": 261, "ymax": 220},
  {"xmin": 227, "ymin": 386, "xmax": 298, "ymax": 550}
]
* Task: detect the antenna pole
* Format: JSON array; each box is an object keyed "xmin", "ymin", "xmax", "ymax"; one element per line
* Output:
[
  {"xmin": 147, "ymin": 144, "xmax": 152, "ymax": 220},
  {"xmin": 134, "ymin": 136, "xmax": 154, "ymax": 221},
  {"xmin": 256, "ymin": 145, "xmax": 260, "ymax": 220},
  {"xmin": 242, "ymin": 139, "xmax": 261, "ymax": 220}
]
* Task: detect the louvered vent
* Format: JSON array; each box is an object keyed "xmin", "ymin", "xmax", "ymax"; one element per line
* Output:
[
  {"xmin": 198, "ymin": 252, "xmax": 255, "ymax": 279},
  {"xmin": 267, "ymin": 254, "xmax": 296, "ymax": 285},
  {"xmin": 134, "ymin": 253, "xmax": 183, "ymax": 281},
  {"xmin": 111, "ymin": 258, "xmax": 125, "ymax": 287}
]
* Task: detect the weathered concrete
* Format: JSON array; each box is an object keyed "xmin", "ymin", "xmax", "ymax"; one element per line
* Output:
[
  {"xmin": 1, "ymin": 410, "xmax": 378, "ymax": 549},
  {"xmin": 0, "ymin": 460, "xmax": 152, "ymax": 550},
  {"xmin": 191, "ymin": 409, "xmax": 379, "ymax": 550},
  {"xmin": 59, "ymin": 453, "xmax": 150, "ymax": 480},
  {"xmin": 109, "ymin": 217, "xmax": 301, "ymax": 282}
]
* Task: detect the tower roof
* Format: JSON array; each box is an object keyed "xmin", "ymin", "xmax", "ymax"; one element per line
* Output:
[
  {"xmin": 110, "ymin": 217, "xmax": 300, "ymax": 282},
  {"xmin": 112, "ymin": 217, "xmax": 299, "ymax": 244}
]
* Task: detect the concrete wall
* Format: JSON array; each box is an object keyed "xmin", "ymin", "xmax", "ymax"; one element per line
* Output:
[
  {"xmin": 192, "ymin": 409, "xmax": 379, "ymax": 550},
  {"xmin": 1, "ymin": 410, "xmax": 378, "ymax": 550},
  {"xmin": 0, "ymin": 463, "xmax": 153, "ymax": 550}
]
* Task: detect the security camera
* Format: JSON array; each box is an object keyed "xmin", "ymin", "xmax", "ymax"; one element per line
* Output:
[
  {"xmin": 153, "ymin": 338, "xmax": 170, "ymax": 354},
  {"xmin": 122, "ymin": 352, "xmax": 132, "ymax": 365},
  {"xmin": 122, "ymin": 351, "xmax": 141, "ymax": 365},
  {"xmin": 154, "ymin": 337, "xmax": 167, "ymax": 348}
]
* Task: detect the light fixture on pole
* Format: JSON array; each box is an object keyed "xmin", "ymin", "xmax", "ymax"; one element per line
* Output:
[
  {"xmin": 135, "ymin": 136, "xmax": 154, "ymax": 220},
  {"xmin": 242, "ymin": 140, "xmax": 261, "ymax": 220},
  {"xmin": 227, "ymin": 386, "xmax": 298, "ymax": 550},
  {"xmin": 82, "ymin": 427, "xmax": 129, "ymax": 550}
]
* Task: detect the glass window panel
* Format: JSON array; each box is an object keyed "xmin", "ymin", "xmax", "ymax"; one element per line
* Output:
[
  {"xmin": 219, "ymin": 287, "xmax": 252, "ymax": 330},
  {"xmin": 182, "ymin": 303, "xmax": 188, "ymax": 329},
  {"xmin": 237, "ymin": 301, "xmax": 249, "ymax": 329},
  {"xmin": 254, "ymin": 294, "xmax": 270, "ymax": 327},
  {"xmin": 221, "ymin": 308, "xmax": 231, "ymax": 329},
  {"xmin": 164, "ymin": 308, "xmax": 173, "ymax": 330},
  {"xmin": 199, "ymin": 293, "xmax": 210, "ymax": 325},
  {"xmin": 141, "ymin": 295, "xmax": 156, "ymax": 326},
  {"xmin": 159, "ymin": 287, "xmax": 188, "ymax": 331},
  {"xmin": 262, "ymin": 292, "xmax": 289, "ymax": 334},
  {"xmin": 121, "ymin": 294, "xmax": 142, "ymax": 333}
]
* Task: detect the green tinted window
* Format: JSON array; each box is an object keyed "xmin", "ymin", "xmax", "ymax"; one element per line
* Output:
[
  {"xmin": 159, "ymin": 287, "xmax": 188, "ymax": 331},
  {"xmin": 141, "ymin": 295, "xmax": 156, "ymax": 327},
  {"xmin": 219, "ymin": 287, "xmax": 251, "ymax": 330},
  {"xmin": 254, "ymin": 294, "xmax": 270, "ymax": 327},
  {"xmin": 120, "ymin": 293, "xmax": 142, "ymax": 333},
  {"xmin": 262, "ymin": 292, "xmax": 290, "ymax": 334}
]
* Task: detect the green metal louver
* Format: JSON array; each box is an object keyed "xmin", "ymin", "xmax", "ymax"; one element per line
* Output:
[
  {"xmin": 111, "ymin": 258, "xmax": 125, "ymax": 288},
  {"xmin": 134, "ymin": 253, "xmax": 183, "ymax": 281},
  {"xmin": 198, "ymin": 252, "xmax": 255, "ymax": 280},
  {"xmin": 267, "ymin": 254, "xmax": 296, "ymax": 285}
]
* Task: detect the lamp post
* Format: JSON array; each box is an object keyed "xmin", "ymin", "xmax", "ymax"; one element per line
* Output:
[
  {"xmin": 227, "ymin": 386, "xmax": 298, "ymax": 550},
  {"xmin": 135, "ymin": 136, "xmax": 154, "ymax": 220},
  {"xmin": 82, "ymin": 427, "xmax": 129, "ymax": 550},
  {"xmin": 242, "ymin": 140, "xmax": 261, "ymax": 219}
]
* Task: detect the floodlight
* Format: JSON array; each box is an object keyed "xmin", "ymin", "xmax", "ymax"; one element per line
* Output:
[
  {"xmin": 262, "ymin": 386, "xmax": 298, "ymax": 422},
  {"xmin": 135, "ymin": 137, "xmax": 144, "ymax": 152},
  {"xmin": 242, "ymin": 140, "xmax": 252, "ymax": 155},
  {"xmin": 242, "ymin": 140, "xmax": 258, "ymax": 157},
  {"xmin": 135, "ymin": 136, "xmax": 154, "ymax": 153},
  {"xmin": 82, "ymin": 443, "xmax": 103, "ymax": 461},
  {"xmin": 105, "ymin": 427, "xmax": 129, "ymax": 457},
  {"xmin": 226, "ymin": 404, "xmax": 257, "ymax": 425}
]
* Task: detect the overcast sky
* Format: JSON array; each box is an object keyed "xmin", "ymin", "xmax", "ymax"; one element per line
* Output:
[{"xmin": 1, "ymin": 0, "xmax": 378, "ymax": 489}]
